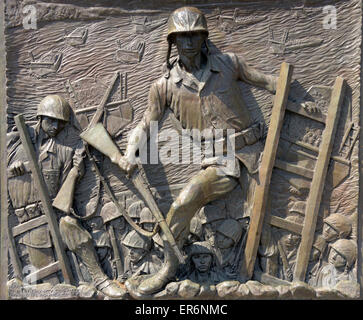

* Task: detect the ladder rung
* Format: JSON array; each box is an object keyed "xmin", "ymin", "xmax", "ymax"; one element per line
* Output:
[
  {"xmin": 12, "ymin": 215, "xmax": 48, "ymax": 237},
  {"xmin": 23, "ymin": 261, "xmax": 60, "ymax": 283},
  {"xmin": 274, "ymin": 159, "xmax": 314, "ymax": 179},
  {"xmin": 268, "ymin": 215, "xmax": 303, "ymax": 235}
]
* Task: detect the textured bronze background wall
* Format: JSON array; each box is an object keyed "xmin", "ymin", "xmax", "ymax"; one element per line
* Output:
[{"xmin": 1, "ymin": 0, "xmax": 362, "ymax": 299}]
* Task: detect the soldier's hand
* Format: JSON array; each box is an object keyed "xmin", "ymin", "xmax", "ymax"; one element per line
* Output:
[
  {"xmin": 118, "ymin": 155, "xmax": 137, "ymax": 177},
  {"xmin": 9, "ymin": 161, "xmax": 25, "ymax": 176},
  {"xmin": 302, "ymin": 101, "xmax": 319, "ymax": 113}
]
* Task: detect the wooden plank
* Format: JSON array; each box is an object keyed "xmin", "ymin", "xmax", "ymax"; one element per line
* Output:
[
  {"xmin": 294, "ymin": 77, "xmax": 346, "ymax": 281},
  {"xmin": 23, "ymin": 261, "xmax": 60, "ymax": 283},
  {"xmin": 14, "ymin": 115, "xmax": 74, "ymax": 285},
  {"xmin": 268, "ymin": 215, "xmax": 303, "ymax": 235},
  {"xmin": 280, "ymin": 134, "xmax": 350, "ymax": 166},
  {"xmin": 12, "ymin": 215, "xmax": 48, "ymax": 237},
  {"xmin": 242, "ymin": 62, "xmax": 294, "ymax": 279},
  {"xmin": 286, "ymin": 100, "xmax": 326, "ymax": 124},
  {"xmin": 274, "ymin": 159, "xmax": 314, "ymax": 179},
  {"xmin": 7, "ymin": 227, "xmax": 23, "ymax": 280}
]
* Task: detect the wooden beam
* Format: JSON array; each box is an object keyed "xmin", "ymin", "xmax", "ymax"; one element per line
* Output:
[
  {"xmin": 294, "ymin": 77, "xmax": 346, "ymax": 281},
  {"xmin": 23, "ymin": 261, "xmax": 60, "ymax": 284},
  {"xmin": 242, "ymin": 62, "xmax": 294, "ymax": 279},
  {"xmin": 274, "ymin": 159, "xmax": 314, "ymax": 179},
  {"xmin": 12, "ymin": 215, "xmax": 48, "ymax": 237},
  {"xmin": 268, "ymin": 215, "xmax": 303, "ymax": 235},
  {"xmin": 14, "ymin": 115, "xmax": 74, "ymax": 285},
  {"xmin": 286, "ymin": 100, "xmax": 326, "ymax": 124}
]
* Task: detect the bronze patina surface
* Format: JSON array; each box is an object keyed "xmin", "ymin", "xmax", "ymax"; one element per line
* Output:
[{"xmin": 0, "ymin": 0, "xmax": 362, "ymax": 300}]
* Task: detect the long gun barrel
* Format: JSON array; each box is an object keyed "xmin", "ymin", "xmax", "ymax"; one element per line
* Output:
[{"xmin": 80, "ymin": 123, "xmax": 185, "ymax": 264}]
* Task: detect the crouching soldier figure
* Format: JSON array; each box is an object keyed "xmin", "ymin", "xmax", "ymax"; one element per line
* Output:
[
  {"xmin": 7, "ymin": 95, "xmax": 125, "ymax": 298},
  {"xmin": 119, "ymin": 6, "xmax": 277, "ymax": 294}
]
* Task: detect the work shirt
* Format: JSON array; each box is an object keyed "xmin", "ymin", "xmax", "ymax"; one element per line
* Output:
[
  {"xmin": 144, "ymin": 52, "xmax": 276, "ymax": 132},
  {"xmin": 140, "ymin": 52, "xmax": 276, "ymax": 174}
]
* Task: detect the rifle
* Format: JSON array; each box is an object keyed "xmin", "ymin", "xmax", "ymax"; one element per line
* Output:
[
  {"xmin": 80, "ymin": 123, "xmax": 186, "ymax": 264},
  {"xmin": 53, "ymin": 72, "xmax": 120, "ymax": 213}
]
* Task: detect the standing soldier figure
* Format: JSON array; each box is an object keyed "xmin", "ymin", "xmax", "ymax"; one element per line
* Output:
[
  {"xmin": 8, "ymin": 95, "xmax": 125, "ymax": 298},
  {"xmin": 119, "ymin": 7, "xmax": 278, "ymax": 294}
]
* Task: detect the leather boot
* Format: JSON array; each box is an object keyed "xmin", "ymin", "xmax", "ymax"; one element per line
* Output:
[
  {"xmin": 74, "ymin": 241, "xmax": 126, "ymax": 299},
  {"xmin": 60, "ymin": 216, "xmax": 126, "ymax": 299},
  {"xmin": 138, "ymin": 235, "xmax": 179, "ymax": 295}
]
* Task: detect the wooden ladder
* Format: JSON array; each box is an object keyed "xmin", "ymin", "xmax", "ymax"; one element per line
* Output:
[
  {"xmin": 242, "ymin": 63, "xmax": 346, "ymax": 282},
  {"xmin": 8, "ymin": 115, "xmax": 74, "ymax": 285}
]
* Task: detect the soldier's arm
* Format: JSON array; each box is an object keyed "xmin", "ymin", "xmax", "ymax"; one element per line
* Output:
[
  {"xmin": 123, "ymin": 79, "xmax": 167, "ymax": 165},
  {"xmin": 233, "ymin": 54, "xmax": 277, "ymax": 94}
]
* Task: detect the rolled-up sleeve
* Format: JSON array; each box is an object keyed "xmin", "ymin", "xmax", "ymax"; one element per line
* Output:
[
  {"xmin": 231, "ymin": 53, "xmax": 277, "ymax": 94},
  {"xmin": 141, "ymin": 78, "xmax": 168, "ymax": 130}
]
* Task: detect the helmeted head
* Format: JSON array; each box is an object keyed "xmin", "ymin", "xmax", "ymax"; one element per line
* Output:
[
  {"xmin": 37, "ymin": 95, "xmax": 70, "ymax": 122},
  {"xmin": 36, "ymin": 95, "xmax": 70, "ymax": 137},
  {"xmin": 122, "ymin": 230, "xmax": 151, "ymax": 263},
  {"xmin": 279, "ymin": 215, "xmax": 302, "ymax": 251},
  {"xmin": 166, "ymin": 7, "xmax": 209, "ymax": 69},
  {"xmin": 167, "ymin": 7, "xmax": 208, "ymax": 42},
  {"xmin": 323, "ymin": 214, "xmax": 352, "ymax": 242},
  {"xmin": 187, "ymin": 241, "xmax": 214, "ymax": 273},
  {"xmin": 216, "ymin": 219, "xmax": 242, "ymax": 249},
  {"xmin": 140, "ymin": 207, "xmax": 156, "ymax": 232},
  {"xmin": 329, "ymin": 239, "xmax": 357, "ymax": 270}
]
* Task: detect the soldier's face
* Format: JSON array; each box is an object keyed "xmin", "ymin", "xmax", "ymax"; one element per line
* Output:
[
  {"xmin": 41, "ymin": 116, "xmax": 65, "ymax": 137},
  {"xmin": 328, "ymin": 248, "xmax": 346, "ymax": 269},
  {"xmin": 175, "ymin": 32, "xmax": 205, "ymax": 59},
  {"xmin": 192, "ymin": 253, "xmax": 212, "ymax": 273},
  {"xmin": 323, "ymin": 223, "xmax": 339, "ymax": 242},
  {"xmin": 216, "ymin": 232, "xmax": 234, "ymax": 249},
  {"xmin": 129, "ymin": 247, "xmax": 147, "ymax": 263}
]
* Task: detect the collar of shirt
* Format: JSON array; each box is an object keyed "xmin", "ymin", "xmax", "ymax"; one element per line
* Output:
[
  {"xmin": 171, "ymin": 54, "xmax": 221, "ymax": 92},
  {"xmin": 37, "ymin": 129, "xmax": 56, "ymax": 161}
]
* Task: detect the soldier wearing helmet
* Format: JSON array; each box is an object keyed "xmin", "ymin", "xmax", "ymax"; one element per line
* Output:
[
  {"xmin": 317, "ymin": 239, "xmax": 357, "ymax": 288},
  {"xmin": 7, "ymin": 95, "xmax": 126, "ymax": 298},
  {"xmin": 322, "ymin": 213, "xmax": 352, "ymax": 243},
  {"xmin": 119, "ymin": 7, "xmax": 278, "ymax": 294},
  {"xmin": 121, "ymin": 230, "xmax": 161, "ymax": 279},
  {"xmin": 183, "ymin": 241, "xmax": 225, "ymax": 284},
  {"xmin": 214, "ymin": 219, "xmax": 244, "ymax": 279}
]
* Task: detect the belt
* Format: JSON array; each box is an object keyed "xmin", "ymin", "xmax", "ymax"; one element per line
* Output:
[
  {"xmin": 14, "ymin": 202, "xmax": 42, "ymax": 224},
  {"xmin": 207, "ymin": 122, "xmax": 264, "ymax": 154}
]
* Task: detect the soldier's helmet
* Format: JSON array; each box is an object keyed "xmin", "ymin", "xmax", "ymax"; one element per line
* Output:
[
  {"xmin": 324, "ymin": 214, "xmax": 352, "ymax": 239},
  {"xmin": 122, "ymin": 230, "xmax": 151, "ymax": 251},
  {"xmin": 330, "ymin": 239, "xmax": 357, "ymax": 268},
  {"xmin": 217, "ymin": 219, "xmax": 242, "ymax": 244},
  {"xmin": 312, "ymin": 234, "xmax": 326, "ymax": 253},
  {"xmin": 139, "ymin": 207, "xmax": 156, "ymax": 225},
  {"xmin": 188, "ymin": 241, "xmax": 213, "ymax": 257},
  {"xmin": 37, "ymin": 95, "xmax": 70, "ymax": 122},
  {"xmin": 167, "ymin": 6, "xmax": 208, "ymax": 42}
]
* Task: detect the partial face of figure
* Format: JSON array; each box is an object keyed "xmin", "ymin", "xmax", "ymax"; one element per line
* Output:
[
  {"xmin": 323, "ymin": 223, "xmax": 339, "ymax": 242},
  {"xmin": 328, "ymin": 248, "xmax": 346, "ymax": 269},
  {"xmin": 281, "ymin": 231, "xmax": 300, "ymax": 251},
  {"xmin": 41, "ymin": 116, "xmax": 65, "ymax": 137},
  {"xmin": 142, "ymin": 222, "xmax": 154, "ymax": 233},
  {"xmin": 216, "ymin": 232, "xmax": 234, "ymax": 249},
  {"xmin": 309, "ymin": 247, "xmax": 320, "ymax": 262},
  {"xmin": 129, "ymin": 247, "xmax": 147, "ymax": 264},
  {"xmin": 192, "ymin": 253, "xmax": 212, "ymax": 273},
  {"xmin": 174, "ymin": 32, "xmax": 206, "ymax": 60}
]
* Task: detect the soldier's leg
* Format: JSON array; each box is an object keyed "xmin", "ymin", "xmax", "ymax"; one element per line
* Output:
[
  {"xmin": 59, "ymin": 216, "xmax": 126, "ymax": 299},
  {"xmin": 137, "ymin": 166, "xmax": 238, "ymax": 294}
]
